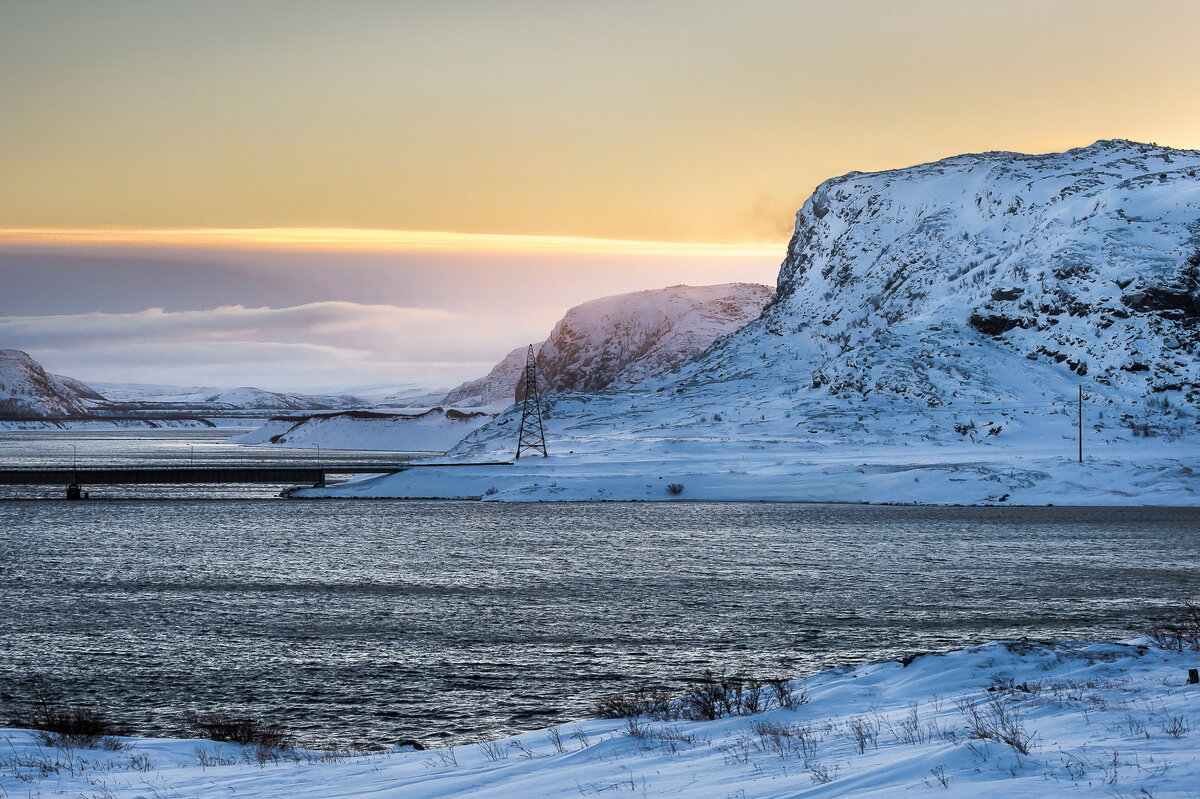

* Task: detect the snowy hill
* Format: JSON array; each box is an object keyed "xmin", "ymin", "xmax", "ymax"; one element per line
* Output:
[
  {"xmin": 305, "ymin": 141, "xmax": 1200, "ymax": 504},
  {"xmin": 229, "ymin": 408, "xmax": 493, "ymax": 452},
  {"xmin": 0, "ymin": 349, "xmax": 104, "ymax": 418},
  {"xmin": 524, "ymin": 283, "xmax": 773, "ymax": 398},
  {"xmin": 442, "ymin": 343, "xmax": 543, "ymax": 409},
  {"xmin": 440, "ymin": 284, "xmax": 770, "ymax": 410}
]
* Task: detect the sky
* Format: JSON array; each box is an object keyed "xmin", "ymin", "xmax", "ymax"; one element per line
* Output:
[{"xmin": 2, "ymin": 0, "xmax": 1198, "ymax": 390}]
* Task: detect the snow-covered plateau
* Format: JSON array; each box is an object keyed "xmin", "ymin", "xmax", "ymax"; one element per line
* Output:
[
  {"xmin": 300, "ymin": 141, "xmax": 1200, "ymax": 505},
  {"xmin": 4, "ymin": 639, "xmax": 1199, "ymax": 798}
]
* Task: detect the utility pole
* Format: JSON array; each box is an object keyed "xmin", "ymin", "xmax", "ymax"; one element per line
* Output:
[
  {"xmin": 515, "ymin": 345, "xmax": 548, "ymax": 458},
  {"xmin": 1078, "ymin": 385, "xmax": 1083, "ymax": 463}
]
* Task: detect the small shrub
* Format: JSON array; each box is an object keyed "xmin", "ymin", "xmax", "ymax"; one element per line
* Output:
[
  {"xmin": 666, "ymin": 483, "xmax": 684, "ymax": 496},
  {"xmin": 680, "ymin": 671, "xmax": 767, "ymax": 721},
  {"xmin": 475, "ymin": 739, "xmax": 508, "ymax": 761},
  {"xmin": 767, "ymin": 678, "xmax": 809, "ymax": 711},
  {"xmin": 847, "ymin": 715, "xmax": 880, "ymax": 754},
  {"xmin": 1147, "ymin": 600, "xmax": 1200, "ymax": 652},
  {"xmin": 1160, "ymin": 715, "xmax": 1190, "ymax": 738},
  {"xmin": 188, "ymin": 713, "xmax": 292, "ymax": 749},
  {"xmin": 750, "ymin": 720, "xmax": 819, "ymax": 761},
  {"xmin": 6, "ymin": 680, "xmax": 126, "ymax": 750},
  {"xmin": 958, "ymin": 694, "xmax": 1035, "ymax": 755},
  {"xmin": 546, "ymin": 725, "xmax": 566, "ymax": 754},
  {"xmin": 593, "ymin": 685, "xmax": 674, "ymax": 720}
]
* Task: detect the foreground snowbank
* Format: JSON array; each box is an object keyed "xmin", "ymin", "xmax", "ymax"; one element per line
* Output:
[
  {"xmin": 230, "ymin": 408, "xmax": 493, "ymax": 452},
  {"xmin": 4, "ymin": 640, "xmax": 1199, "ymax": 798}
]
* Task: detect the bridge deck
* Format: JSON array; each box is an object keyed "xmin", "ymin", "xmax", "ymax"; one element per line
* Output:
[{"xmin": 0, "ymin": 462, "xmax": 512, "ymax": 486}]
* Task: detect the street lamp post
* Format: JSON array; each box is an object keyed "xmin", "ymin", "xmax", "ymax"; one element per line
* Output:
[
  {"xmin": 67, "ymin": 443, "xmax": 80, "ymax": 500},
  {"xmin": 312, "ymin": 444, "xmax": 324, "ymax": 487}
]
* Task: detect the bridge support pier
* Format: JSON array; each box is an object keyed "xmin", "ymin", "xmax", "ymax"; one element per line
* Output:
[
  {"xmin": 66, "ymin": 483, "xmax": 82, "ymax": 500},
  {"xmin": 314, "ymin": 471, "xmax": 326, "ymax": 488}
]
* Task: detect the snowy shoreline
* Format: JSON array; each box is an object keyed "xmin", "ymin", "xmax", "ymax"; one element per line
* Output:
[
  {"xmin": 4, "ymin": 638, "xmax": 1199, "ymax": 798},
  {"xmin": 295, "ymin": 443, "xmax": 1200, "ymax": 506}
]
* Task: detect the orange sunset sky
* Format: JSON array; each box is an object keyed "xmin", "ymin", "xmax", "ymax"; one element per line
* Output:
[{"xmin": 1, "ymin": 0, "xmax": 1197, "ymax": 388}]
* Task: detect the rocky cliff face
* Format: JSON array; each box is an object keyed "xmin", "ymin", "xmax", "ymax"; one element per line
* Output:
[
  {"xmin": 719, "ymin": 138, "xmax": 1199, "ymax": 414},
  {"xmin": 0, "ymin": 349, "xmax": 104, "ymax": 418}
]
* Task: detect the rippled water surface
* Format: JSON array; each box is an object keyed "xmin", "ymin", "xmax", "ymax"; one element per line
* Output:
[{"xmin": 1, "ymin": 431, "xmax": 1198, "ymax": 747}]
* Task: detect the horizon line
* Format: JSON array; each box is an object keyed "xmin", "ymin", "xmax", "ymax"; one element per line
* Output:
[{"xmin": 0, "ymin": 227, "xmax": 785, "ymax": 257}]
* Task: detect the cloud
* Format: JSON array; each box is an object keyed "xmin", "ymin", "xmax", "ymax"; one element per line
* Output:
[{"xmin": 0, "ymin": 301, "xmax": 517, "ymax": 390}]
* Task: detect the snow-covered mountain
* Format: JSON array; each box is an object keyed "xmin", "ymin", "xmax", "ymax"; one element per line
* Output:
[
  {"xmin": 525, "ymin": 284, "xmax": 773, "ymax": 398},
  {"xmin": 307, "ymin": 141, "xmax": 1200, "ymax": 504},
  {"xmin": 441, "ymin": 284, "xmax": 771, "ymax": 409},
  {"xmin": 441, "ymin": 343, "xmax": 543, "ymax": 409},
  {"xmin": 0, "ymin": 349, "xmax": 104, "ymax": 418}
]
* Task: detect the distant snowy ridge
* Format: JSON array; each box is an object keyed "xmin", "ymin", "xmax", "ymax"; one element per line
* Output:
[
  {"xmin": 306, "ymin": 141, "xmax": 1200, "ymax": 504},
  {"xmin": 0, "ymin": 349, "xmax": 103, "ymax": 418},
  {"xmin": 440, "ymin": 283, "xmax": 771, "ymax": 410},
  {"xmin": 522, "ymin": 283, "xmax": 773, "ymax": 398},
  {"xmin": 229, "ymin": 408, "xmax": 492, "ymax": 452}
]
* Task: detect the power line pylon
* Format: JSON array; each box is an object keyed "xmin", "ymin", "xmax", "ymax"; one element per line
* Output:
[{"xmin": 515, "ymin": 344, "xmax": 548, "ymax": 458}]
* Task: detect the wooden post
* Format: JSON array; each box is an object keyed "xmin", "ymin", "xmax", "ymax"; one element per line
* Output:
[{"xmin": 1188, "ymin": 668, "xmax": 1198, "ymax": 685}]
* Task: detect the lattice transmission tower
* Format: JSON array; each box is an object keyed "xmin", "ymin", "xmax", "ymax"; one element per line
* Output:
[{"xmin": 515, "ymin": 344, "xmax": 548, "ymax": 458}]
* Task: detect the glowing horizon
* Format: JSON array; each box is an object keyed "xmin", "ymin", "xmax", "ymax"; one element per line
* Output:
[{"xmin": 0, "ymin": 227, "xmax": 785, "ymax": 257}]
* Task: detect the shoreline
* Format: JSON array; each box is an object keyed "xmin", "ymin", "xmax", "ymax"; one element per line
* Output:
[{"xmin": 4, "ymin": 638, "xmax": 1197, "ymax": 798}]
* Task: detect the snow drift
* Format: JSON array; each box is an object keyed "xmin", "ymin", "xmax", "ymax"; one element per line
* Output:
[{"xmin": 304, "ymin": 141, "xmax": 1200, "ymax": 504}]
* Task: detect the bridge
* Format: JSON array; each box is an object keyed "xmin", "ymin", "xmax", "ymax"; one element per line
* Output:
[{"xmin": 0, "ymin": 462, "xmax": 512, "ymax": 498}]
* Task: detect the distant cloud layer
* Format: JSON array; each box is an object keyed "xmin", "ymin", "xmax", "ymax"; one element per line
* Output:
[
  {"xmin": 0, "ymin": 242, "xmax": 778, "ymax": 391},
  {"xmin": 0, "ymin": 302, "xmax": 511, "ymax": 390}
]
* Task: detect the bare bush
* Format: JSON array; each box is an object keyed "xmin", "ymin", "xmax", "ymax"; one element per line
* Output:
[
  {"xmin": 750, "ymin": 720, "xmax": 819, "ymax": 762},
  {"xmin": 592, "ymin": 685, "xmax": 675, "ymax": 720},
  {"xmin": 847, "ymin": 715, "xmax": 880, "ymax": 754},
  {"xmin": 7, "ymin": 681, "xmax": 126, "ymax": 750},
  {"xmin": 1160, "ymin": 715, "xmax": 1190, "ymax": 738},
  {"xmin": 958, "ymin": 694, "xmax": 1035, "ymax": 755},
  {"xmin": 766, "ymin": 678, "xmax": 809, "ymax": 711},
  {"xmin": 666, "ymin": 483, "xmax": 684, "ymax": 496},
  {"xmin": 475, "ymin": 739, "xmax": 508, "ymax": 761},
  {"xmin": 187, "ymin": 713, "xmax": 292, "ymax": 749},
  {"xmin": 1147, "ymin": 600, "xmax": 1200, "ymax": 652}
]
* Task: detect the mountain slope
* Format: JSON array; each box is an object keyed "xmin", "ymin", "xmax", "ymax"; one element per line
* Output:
[
  {"xmin": 525, "ymin": 283, "xmax": 773, "ymax": 398},
  {"xmin": 0, "ymin": 349, "xmax": 104, "ymax": 418},
  {"xmin": 442, "ymin": 343, "xmax": 543, "ymax": 409},
  {"xmin": 305, "ymin": 141, "xmax": 1200, "ymax": 504}
]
